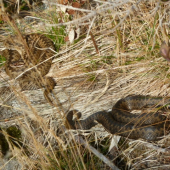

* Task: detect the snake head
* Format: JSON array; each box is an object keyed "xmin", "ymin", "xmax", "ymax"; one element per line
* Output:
[
  {"xmin": 65, "ymin": 110, "xmax": 82, "ymax": 129},
  {"xmin": 9, "ymin": 60, "xmax": 24, "ymax": 68}
]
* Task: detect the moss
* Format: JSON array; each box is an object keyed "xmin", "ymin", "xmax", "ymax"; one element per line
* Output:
[
  {"xmin": 6, "ymin": 126, "xmax": 21, "ymax": 139},
  {"xmin": 0, "ymin": 132, "xmax": 9, "ymax": 156},
  {"xmin": 0, "ymin": 55, "xmax": 6, "ymax": 67},
  {"xmin": 0, "ymin": 126, "xmax": 22, "ymax": 156}
]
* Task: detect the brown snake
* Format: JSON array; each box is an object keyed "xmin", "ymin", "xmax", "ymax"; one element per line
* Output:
[
  {"xmin": 1, "ymin": 33, "xmax": 56, "ymax": 104},
  {"xmin": 65, "ymin": 95, "xmax": 170, "ymax": 141},
  {"xmin": 65, "ymin": 42, "xmax": 170, "ymax": 141}
]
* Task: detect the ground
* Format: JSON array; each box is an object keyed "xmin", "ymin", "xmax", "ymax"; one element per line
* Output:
[{"xmin": 0, "ymin": 0, "xmax": 170, "ymax": 169}]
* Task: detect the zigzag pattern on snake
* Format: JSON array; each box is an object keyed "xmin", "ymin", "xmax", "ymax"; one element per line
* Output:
[
  {"xmin": 0, "ymin": 33, "xmax": 56, "ymax": 104},
  {"xmin": 65, "ymin": 95, "xmax": 170, "ymax": 141}
]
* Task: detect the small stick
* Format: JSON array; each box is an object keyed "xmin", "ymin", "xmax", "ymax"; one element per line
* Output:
[
  {"xmin": 74, "ymin": 135, "xmax": 120, "ymax": 170},
  {"xmin": 130, "ymin": 140, "xmax": 170, "ymax": 153},
  {"xmin": 90, "ymin": 31, "xmax": 100, "ymax": 55}
]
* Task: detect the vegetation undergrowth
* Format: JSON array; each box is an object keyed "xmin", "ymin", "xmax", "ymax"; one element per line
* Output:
[{"xmin": 0, "ymin": 0, "xmax": 170, "ymax": 170}]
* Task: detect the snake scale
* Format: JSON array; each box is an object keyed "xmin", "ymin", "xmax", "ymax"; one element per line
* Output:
[
  {"xmin": 1, "ymin": 33, "xmax": 56, "ymax": 104},
  {"xmin": 65, "ymin": 95, "xmax": 170, "ymax": 141}
]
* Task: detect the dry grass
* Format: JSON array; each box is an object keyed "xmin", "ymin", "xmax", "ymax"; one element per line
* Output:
[{"xmin": 0, "ymin": 0, "xmax": 170, "ymax": 169}]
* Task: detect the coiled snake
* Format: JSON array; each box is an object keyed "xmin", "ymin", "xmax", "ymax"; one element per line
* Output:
[
  {"xmin": 1, "ymin": 33, "xmax": 56, "ymax": 104},
  {"xmin": 65, "ymin": 95, "xmax": 170, "ymax": 141}
]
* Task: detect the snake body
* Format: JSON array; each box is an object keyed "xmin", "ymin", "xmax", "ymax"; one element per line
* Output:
[
  {"xmin": 65, "ymin": 95, "xmax": 170, "ymax": 141},
  {"xmin": 1, "ymin": 33, "xmax": 56, "ymax": 104}
]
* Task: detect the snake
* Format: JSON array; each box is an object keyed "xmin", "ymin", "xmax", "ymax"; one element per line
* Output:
[
  {"xmin": 0, "ymin": 33, "xmax": 56, "ymax": 105},
  {"xmin": 65, "ymin": 95, "xmax": 170, "ymax": 141}
]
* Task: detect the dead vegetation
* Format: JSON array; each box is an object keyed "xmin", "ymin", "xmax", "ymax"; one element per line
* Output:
[{"xmin": 0, "ymin": 0, "xmax": 170, "ymax": 169}]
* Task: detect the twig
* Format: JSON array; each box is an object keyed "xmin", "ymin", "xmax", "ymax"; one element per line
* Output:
[
  {"xmin": 90, "ymin": 31, "xmax": 100, "ymax": 54},
  {"xmin": 130, "ymin": 140, "xmax": 170, "ymax": 153},
  {"xmin": 74, "ymin": 135, "xmax": 120, "ymax": 170}
]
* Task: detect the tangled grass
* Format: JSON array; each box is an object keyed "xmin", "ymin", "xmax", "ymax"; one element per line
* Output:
[{"xmin": 0, "ymin": 0, "xmax": 170, "ymax": 169}]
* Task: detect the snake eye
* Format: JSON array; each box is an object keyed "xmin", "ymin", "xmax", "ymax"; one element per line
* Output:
[{"xmin": 10, "ymin": 61, "xmax": 24, "ymax": 68}]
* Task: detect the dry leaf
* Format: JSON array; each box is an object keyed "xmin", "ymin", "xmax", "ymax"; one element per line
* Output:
[
  {"xmin": 60, "ymin": 0, "xmax": 68, "ymax": 4},
  {"xmin": 67, "ymin": 9, "xmax": 75, "ymax": 15},
  {"xmin": 72, "ymin": 2, "xmax": 81, "ymax": 8},
  {"xmin": 64, "ymin": 36, "xmax": 69, "ymax": 42},
  {"xmin": 160, "ymin": 42, "xmax": 170, "ymax": 62},
  {"xmin": 109, "ymin": 136, "xmax": 121, "ymax": 151},
  {"xmin": 68, "ymin": 29, "xmax": 75, "ymax": 43}
]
